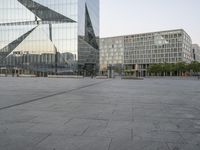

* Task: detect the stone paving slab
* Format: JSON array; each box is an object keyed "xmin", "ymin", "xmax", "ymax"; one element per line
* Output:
[{"xmin": 0, "ymin": 78, "xmax": 200, "ymax": 150}]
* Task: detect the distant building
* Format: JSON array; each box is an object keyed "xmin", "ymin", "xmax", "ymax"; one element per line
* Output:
[
  {"xmin": 100, "ymin": 36, "xmax": 124, "ymax": 73},
  {"xmin": 100, "ymin": 29, "xmax": 193, "ymax": 76},
  {"xmin": 192, "ymin": 44, "xmax": 200, "ymax": 62},
  {"xmin": 0, "ymin": 0, "xmax": 99, "ymax": 76}
]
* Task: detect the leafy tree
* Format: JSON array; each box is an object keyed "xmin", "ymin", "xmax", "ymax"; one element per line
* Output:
[
  {"xmin": 176, "ymin": 62, "xmax": 187, "ymax": 76},
  {"xmin": 189, "ymin": 61, "xmax": 200, "ymax": 73},
  {"xmin": 148, "ymin": 64, "xmax": 162, "ymax": 76},
  {"xmin": 170, "ymin": 63, "xmax": 177, "ymax": 76},
  {"xmin": 148, "ymin": 61, "xmax": 200, "ymax": 77},
  {"xmin": 162, "ymin": 63, "xmax": 172, "ymax": 76}
]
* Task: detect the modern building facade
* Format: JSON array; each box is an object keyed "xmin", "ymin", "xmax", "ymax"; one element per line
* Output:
[
  {"xmin": 100, "ymin": 29, "xmax": 194, "ymax": 76},
  {"xmin": 0, "ymin": 0, "xmax": 99, "ymax": 76},
  {"xmin": 192, "ymin": 44, "xmax": 200, "ymax": 62},
  {"xmin": 100, "ymin": 36, "xmax": 124, "ymax": 72}
]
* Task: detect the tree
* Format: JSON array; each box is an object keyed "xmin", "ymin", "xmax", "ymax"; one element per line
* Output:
[
  {"xmin": 148, "ymin": 64, "xmax": 162, "ymax": 76},
  {"xmin": 176, "ymin": 62, "xmax": 187, "ymax": 76},
  {"xmin": 188, "ymin": 61, "xmax": 200, "ymax": 74},
  {"xmin": 148, "ymin": 61, "xmax": 200, "ymax": 77},
  {"xmin": 162, "ymin": 63, "xmax": 172, "ymax": 76},
  {"xmin": 170, "ymin": 63, "xmax": 177, "ymax": 76}
]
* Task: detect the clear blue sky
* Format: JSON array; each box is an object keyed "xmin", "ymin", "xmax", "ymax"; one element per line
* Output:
[{"xmin": 100, "ymin": 0, "xmax": 200, "ymax": 45}]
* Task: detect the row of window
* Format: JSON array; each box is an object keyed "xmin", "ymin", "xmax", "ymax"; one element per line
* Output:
[
  {"xmin": 101, "ymin": 61, "xmax": 123, "ymax": 65},
  {"xmin": 125, "ymin": 53, "xmax": 182, "ymax": 58},
  {"xmin": 125, "ymin": 32, "xmax": 182, "ymax": 38},
  {"xmin": 125, "ymin": 43, "xmax": 184, "ymax": 49},
  {"xmin": 124, "ymin": 58, "xmax": 182, "ymax": 64},
  {"xmin": 125, "ymin": 49, "xmax": 183, "ymax": 54}
]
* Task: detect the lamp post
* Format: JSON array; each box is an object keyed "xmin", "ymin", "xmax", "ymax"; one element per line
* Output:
[{"xmin": 54, "ymin": 47, "xmax": 58, "ymax": 75}]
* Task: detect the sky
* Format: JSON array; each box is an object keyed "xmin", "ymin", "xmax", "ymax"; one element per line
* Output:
[{"xmin": 100, "ymin": 0, "xmax": 200, "ymax": 45}]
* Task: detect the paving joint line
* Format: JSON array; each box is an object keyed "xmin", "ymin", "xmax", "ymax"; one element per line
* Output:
[
  {"xmin": 0, "ymin": 80, "xmax": 108, "ymax": 111},
  {"xmin": 107, "ymin": 138, "xmax": 113, "ymax": 150},
  {"xmin": 35, "ymin": 133, "xmax": 52, "ymax": 146}
]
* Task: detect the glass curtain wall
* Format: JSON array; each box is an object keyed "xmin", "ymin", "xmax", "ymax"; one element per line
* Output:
[
  {"xmin": 0, "ymin": 0, "xmax": 78, "ymax": 76},
  {"xmin": 78, "ymin": 0, "xmax": 99, "ymax": 76}
]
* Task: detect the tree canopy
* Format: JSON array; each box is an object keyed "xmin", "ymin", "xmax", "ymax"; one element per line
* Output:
[{"xmin": 148, "ymin": 61, "xmax": 200, "ymax": 76}]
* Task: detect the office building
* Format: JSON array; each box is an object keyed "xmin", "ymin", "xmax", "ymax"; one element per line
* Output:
[
  {"xmin": 100, "ymin": 36, "xmax": 124, "ymax": 73},
  {"xmin": 100, "ymin": 29, "xmax": 193, "ymax": 76},
  {"xmin": 0, "ymin": 0, "xmax": 99, "ymax": 76},
  {"xmin": 192, "ymin": 44, "xmax": 200, "ymax": 62}
]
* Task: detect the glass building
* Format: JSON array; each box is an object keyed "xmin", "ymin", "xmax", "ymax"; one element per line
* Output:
[{"xmin": 0, "ymin": 0, "xmax": 99, "ymax": 76}]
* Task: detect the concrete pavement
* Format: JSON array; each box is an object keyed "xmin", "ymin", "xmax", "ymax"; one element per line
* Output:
[{"xmin": 0, "ymin": 77, "xmax": 200, "ymax": 150}]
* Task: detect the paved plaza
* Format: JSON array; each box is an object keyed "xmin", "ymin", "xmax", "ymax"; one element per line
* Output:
[{"xmin": 0, "ymin": 77, "xmax": 200, "ymax": 150}]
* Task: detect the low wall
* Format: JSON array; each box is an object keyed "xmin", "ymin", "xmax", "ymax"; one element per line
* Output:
[
  {"xmin": 18, "ymin": 74, "xmax": 36, "ymax": 78},
  {"xmin": 96, "ymin": 76, "xmax": 108, "ymax": 79},
  {"xmin": 121, "ymin": 76, "xmax": 144, "ymax": 80},
  {"xmin": 0, "ymin": 74, "xmax": 5, "ymax": 77},
  {"xmin": 48, "ymin": 75, "xmax": 83, "ymax": 79},
  {"xmin": 146, "ymin": 76, "xmax": 200, "ymax": 80}
]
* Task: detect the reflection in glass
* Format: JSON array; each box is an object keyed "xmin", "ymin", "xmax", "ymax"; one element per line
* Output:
[{"xmin": 0, "ymin": 0, "xmax": 99, "ymax": 76}]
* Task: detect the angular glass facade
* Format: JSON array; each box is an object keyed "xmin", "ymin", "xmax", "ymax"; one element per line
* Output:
[
  {"xmin": 0, "ymin": 0, "xmax": 99, "ymax": 76},
  {"xmin": 78, "ymin": 0, "xmax": 99, "ymax": 75}
]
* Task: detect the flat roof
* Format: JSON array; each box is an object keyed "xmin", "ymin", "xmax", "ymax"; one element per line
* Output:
[{"xmin": 101, "ymin": 28, "xmax": 188, "ymax": 39}]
